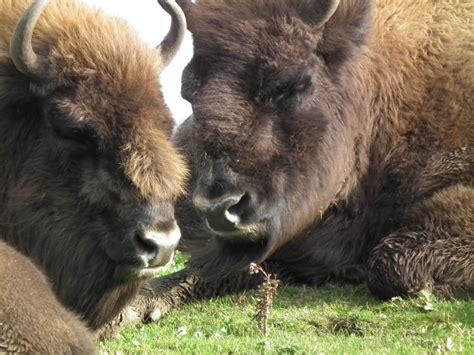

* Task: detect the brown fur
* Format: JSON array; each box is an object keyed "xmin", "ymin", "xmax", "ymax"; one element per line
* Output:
[
  {"xmin": 110, "ymin": 0, "xmax": 472, "ymax": 329},
  {"xmin": 0, "ymin": 0, "xmax": 188, "ymax": 200},
  {"xmin": 0, "ymin": 241, "xmax": 94, "ymax": 354},
  {"xmin": 0, "ymin": 0, "xmax": 187, "ymax": 340}
]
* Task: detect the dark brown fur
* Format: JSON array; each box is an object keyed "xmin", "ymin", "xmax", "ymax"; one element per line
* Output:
[
  {"xmin": 0, "ymin": 241, "xmax": 94, "ymax": 354},
  {"xmin": 0, "ymin": 0, "xmax": 187, "ymax": 339},
  {"xmin": 108, "ymin": 0, "xmax": 473, "ymax": 331}
]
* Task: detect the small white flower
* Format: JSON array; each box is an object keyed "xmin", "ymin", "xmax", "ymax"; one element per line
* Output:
[
  {"xmin": 446, "ymin": 338, "xmax": 453, "ymax": 351},
  {"xmin": 194, "ymin": 331, "xmax": 204, "ymax": 338},
  {"xmin": 423, "ymin": 302, "xmax": 434, "ymax": 311},
  {"xmin": 177, "ymin": 326, "xmax": 187, "ymax": 336}
]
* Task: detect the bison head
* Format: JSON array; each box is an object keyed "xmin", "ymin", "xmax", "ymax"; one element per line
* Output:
[
  {"xmin": 0, "ymin": 0, "xmax": 187, "ymax": 326},
  {"xmin": 175, "ymin": 0, "xmax": 373, "ymax": 274}
]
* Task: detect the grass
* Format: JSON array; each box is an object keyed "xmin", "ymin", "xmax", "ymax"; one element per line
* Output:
[{"xmin": 101, "ymin": 253, "xmax": 473, "ymax": 354}]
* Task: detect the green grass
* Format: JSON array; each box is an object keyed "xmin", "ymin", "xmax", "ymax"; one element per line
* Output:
[{"xmin": 101, "ymin": 253, "xmax": 473, "ymax": 354}]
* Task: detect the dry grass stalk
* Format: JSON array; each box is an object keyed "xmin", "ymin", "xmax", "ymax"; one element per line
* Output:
[{"xmin": 249, "ymin": 263, "xmax": 281, "ymax": 337}]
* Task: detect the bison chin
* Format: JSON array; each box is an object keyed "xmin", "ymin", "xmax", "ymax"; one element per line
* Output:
[
  {"xmin": 204, "ymin": 215, "xmax": 266, "ymax": 243},
  {"xmin": 189, "ymin": 211, "xmax": 289, "ymax": 279},
  {"xmin": 184, "ymin": 155, "xmax": 303, "ymax": 278}
]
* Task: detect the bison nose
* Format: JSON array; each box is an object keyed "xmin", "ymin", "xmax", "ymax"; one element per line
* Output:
[
  {"xmin": 193, "ymin": 192, "xmax": 246, "ymax": 232},
  {"xmin": 132, "ymin": 221, "xmax": 181, "ymax": 268}
]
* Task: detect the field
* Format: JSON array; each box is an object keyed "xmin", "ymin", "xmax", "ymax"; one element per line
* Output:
[{"xmin": 101, "ymin": 253, "xmax": 473, "ymax": 354}]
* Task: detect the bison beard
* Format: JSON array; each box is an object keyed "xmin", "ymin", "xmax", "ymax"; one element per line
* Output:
[
  {"xmin": 0, "ymin": 0, "xmax": 188, "ymax": 349},
  {"xmin": 107, "ymin": 0, "xmax": 473, "ymax": 334}
]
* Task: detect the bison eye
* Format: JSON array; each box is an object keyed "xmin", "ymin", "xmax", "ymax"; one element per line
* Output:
[
  {"xmin": 52, "ymin": 124, "xmax": 96, "ymax": 145},
  {"xmin": 255, "ymin": 74, "xmax": 312, "ymax": 107},
  {"xmin": 46, "ymin": 105, "xmax": 98, "ymax": 151},
  {"xmin": 49, "ymin": 118, "xmax": 98, "ymax": 153}
]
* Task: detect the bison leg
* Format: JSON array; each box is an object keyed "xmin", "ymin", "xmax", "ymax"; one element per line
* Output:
[
  {"xmin": 98, "ymin": 270, "xmax": 198, "ymax": 339},
  {"xmin": 99, "ymin": 264, "xmax": 282, "ymax": 339},
  {"xmin": 367, "ymin": 185, "xmax": 474, "ymax": 300},
  {"xmin": 367, "ymin": 231, "xmax": 473, "ymax": 299}
]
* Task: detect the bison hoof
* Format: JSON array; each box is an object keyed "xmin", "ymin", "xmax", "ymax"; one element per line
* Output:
[
  {"xmin": 125, "ymin": 306, "xmax": 141, "ymax": 324},
  {"xmin": 146, "ymin": 308, "xmax": 162, "ymax": 323}
]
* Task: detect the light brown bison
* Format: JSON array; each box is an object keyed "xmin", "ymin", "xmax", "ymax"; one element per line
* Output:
[
  {"xmin": 0, "ymin": 240, "xmax": 94, "ymax": 354},
  {"xmin": 0, "ymin": 0, "xmax": 187, "ymax": 343},
  {"xmin": 113, "ymin": 0, "xmax": 473, "ymax": 326}
]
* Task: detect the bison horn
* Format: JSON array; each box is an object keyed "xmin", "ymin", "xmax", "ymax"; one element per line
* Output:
[
  {"xmin": 156, "ymin": 0, "xmax": 187, "ymax": 69},
  {"xmin": 311, "ymin": 0, "xmax": 341, "ymax": 28},
  {"xmin": 10, "ymin": 0, "xmax": 49, "ymax": 81}
]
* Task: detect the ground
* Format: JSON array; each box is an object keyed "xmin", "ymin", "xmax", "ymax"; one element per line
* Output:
[{"xmin": 101, "ymin": 253, "xmax": 473, "ymax": 354}]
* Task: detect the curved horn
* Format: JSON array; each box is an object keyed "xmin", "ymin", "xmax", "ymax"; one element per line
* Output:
[
  {"xmin": 308, "ymin": 0, "xmax": 341, "ymax": 28},
  {"xmin": 320, "ymin": 0, "xmax": 341, "ymax": 27},
  {"xmin": 10, "ymin": 0, "xmax": 49, "ymax": 81},
  {"xmin": 156, "ymin": 0, "xmax": 187, "ymax": 69}
]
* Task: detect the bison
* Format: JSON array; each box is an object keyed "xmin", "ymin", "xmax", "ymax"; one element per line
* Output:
[
  {"xmin": 0, "ymin": 240, "xmax": 94, "ymax": 353},
  {"xmin": 0, "ymin": 0, "xmax": 187, "ymax": 341},
  {"xmin": 114, "ymin": 0, "xmax": 473, "ymax": 326}
]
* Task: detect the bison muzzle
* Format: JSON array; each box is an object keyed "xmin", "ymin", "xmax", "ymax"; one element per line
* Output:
[
  {"xmin": 0, "ymin": 0, "xmax": 188, "ymax": 347},
  {"xmin": 107, "ymin": 0, "xmax": 473, "ymax": 334}
]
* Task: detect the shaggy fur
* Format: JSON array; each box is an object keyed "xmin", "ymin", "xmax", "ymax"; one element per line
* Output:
[
  {"xmin": 109, "ymin": 0, "xmax": 473, "ymax": 331},
  {"xmin": 0, "ymin": 241, "xmax": 94, "ymax": 354},
  {"xmin": 0, "ymin": 0, "xmax": 187, "ymax": 337}
]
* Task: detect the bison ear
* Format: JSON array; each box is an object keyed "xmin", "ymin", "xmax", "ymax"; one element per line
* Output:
[{"xmin": 305, "ymin": 0, "xmax": 373, "ymax": 66}]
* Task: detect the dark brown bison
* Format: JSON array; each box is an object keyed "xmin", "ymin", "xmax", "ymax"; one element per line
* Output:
[
  {"xmin": 0, "ymin": 240, "xmax": 94, "ymax": 354},
  {"xmin": 109, "ymin": 0, "xmax": 473, "ymax": 329},
  {"xmin": 0, "ymin": 0, "xmax": 188, "ymax": 341}
]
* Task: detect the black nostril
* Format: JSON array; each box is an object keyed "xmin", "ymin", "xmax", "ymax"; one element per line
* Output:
[
  {"xmin": 193, "ymin": 192, "xmax": 248, "ymax": 232},
  {"xmin": 216, "ymin": 193, "xmax": 245, "ymax": 213},
  {"xmin": 133, "ymin": 230, "xmax": 159, "ymax": 261},
  {"xmin": 227, "ymin": 192, "xmax": 250, "ymax": 216},
  {"xmin": 193, "ymin": 192, "xmax": 244, "ymax": 216}
]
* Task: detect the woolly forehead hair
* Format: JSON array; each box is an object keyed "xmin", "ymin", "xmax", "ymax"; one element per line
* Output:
[
  {"xmin": 184, "ymin": 0, "xmax": 326, "ymax": 69},
  {"xmin": 121, "ymin": 125, "xmax": 189, "ymax": 201},
  {"xmin": 1, "ymin": 0, "xmax": 165, "ymax": 88},
  {"xmin": 0, "ymin": 0, "xmax": 188, "ymax": 200},
  {"xmin": 187, "ymin": 0, "xmax": 319, "ymax": 30}
]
